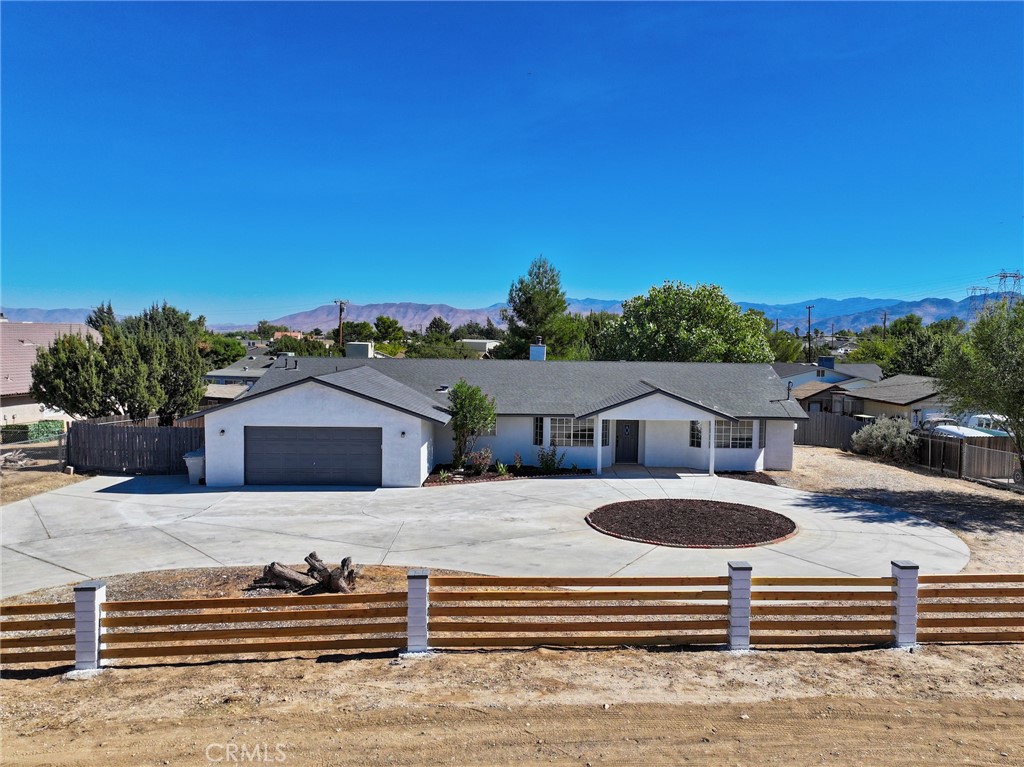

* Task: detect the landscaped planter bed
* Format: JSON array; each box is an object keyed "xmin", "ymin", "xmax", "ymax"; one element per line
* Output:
[
  {"xmin": 586, "ymin": 499, "xmax": 797, "ymax": 548},
  {"xmin": 423, "ymin": 464, "xmax": 591, "ymax": 486}
]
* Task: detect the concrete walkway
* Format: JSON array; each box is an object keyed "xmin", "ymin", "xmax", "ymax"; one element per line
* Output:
[{"xmin": 0, "ymin": 469, "xmax": 970, "ymax": 597}]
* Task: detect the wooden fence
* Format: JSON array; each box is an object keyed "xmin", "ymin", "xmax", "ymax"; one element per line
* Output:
[
  {"xmin": 2, "ymin": 569, "xmax": 1021, "ymax": 670},
  {"xmin": 916, "ymin": 436, "xmax": 1021, "ymax": 482},
  {"xmin": 428, "ymin": 576, "xmax": 730, "ymax": 649},
  {"xmin": 67, "ymin": 422, "xmax": 204, "ymax": 475},
  {"xmin": 962, "ymin": 443, "xmax": 1022, "ymax": 482},
  {"xmin": 794, "ymin": 412, "xmax": 865, "ymax": 451}
]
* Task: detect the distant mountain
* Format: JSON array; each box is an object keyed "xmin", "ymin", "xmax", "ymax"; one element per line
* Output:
[
  {"xmin": 0, "ymin": 307, "xmax": 91, "ymax": 324},
  {"xmin": 209, "ymin": 297, "xmax": 625, "ymax": 333},
  {"xmin": 7, "ymin": 293, "xmax": 1002, "ymax": 336}
]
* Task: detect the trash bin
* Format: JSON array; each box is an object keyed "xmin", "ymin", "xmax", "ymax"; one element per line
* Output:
[{"xmin": 184, "ymin": 448, "xmax": 206, "ymax": 485}]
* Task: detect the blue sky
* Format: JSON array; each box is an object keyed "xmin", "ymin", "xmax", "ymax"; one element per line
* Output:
[{"xmin": 2, "ymin": 2, "xmax": 1021, "ymax": 324}]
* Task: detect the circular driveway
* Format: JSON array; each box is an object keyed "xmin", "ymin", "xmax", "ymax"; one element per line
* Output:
[{"xmin": 0, "ymin": 469, "xmax": 970, "ymax": 597}]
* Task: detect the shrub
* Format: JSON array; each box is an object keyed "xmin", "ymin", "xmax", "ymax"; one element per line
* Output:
[
  {"xmin": 850, "ymin": 417, "xmax": 919, "ymax": 464},
  {"xmin": 466, "ymin": 447, "xmax": 493, "ymax": 476},
  {"xmin": 496, "ymin": 462, "xmax": 508, "ymax": 477},
  {"xmin": 438, "ymin": 469, "xmax": 450, "ymax": 484},
  {"xmin": 512, "ymin": 452, "xmax": 523, "ymax": 469},
  {"xmin": 537, "ymin": 443, "xmax": 566, "ymax": 474}
]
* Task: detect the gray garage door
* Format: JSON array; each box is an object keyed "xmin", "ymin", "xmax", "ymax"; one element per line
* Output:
[{"xmin": 244, "ymin": 426, "xmax": 383, "ymax": 486}]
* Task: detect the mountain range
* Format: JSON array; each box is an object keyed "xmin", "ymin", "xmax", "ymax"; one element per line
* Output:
[{"xmin": 1, "ymin": 294, "xmax": 999, "ymax": 335}]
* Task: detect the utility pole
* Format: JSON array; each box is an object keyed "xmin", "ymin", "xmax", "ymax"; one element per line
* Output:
[
  {"xmin": 882, "ymin": 310, "xmax": 888, "ymax": 341},
  {"xmin": 333, "ymin": 299, "xmax": 348, "ymax": 350},
  {"xmin": 775, "ymin": 318, "xmax": 779, "ymax": 333},
  {"xmin": 830, "ymin": 322, "xmax": 835, "ymax": 350},
  {"xmin": 805, "ymin": 305, "xmax": 814, "ymax": 363}
]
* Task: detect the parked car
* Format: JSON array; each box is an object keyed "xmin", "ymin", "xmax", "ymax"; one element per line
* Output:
[
  {"xmin": 961, "ymin": 413, "xmax": 1011, "ymax": 438},
  {"xmin": 913, "ymin": 417, "xmax": 991, "ymax": 439}
]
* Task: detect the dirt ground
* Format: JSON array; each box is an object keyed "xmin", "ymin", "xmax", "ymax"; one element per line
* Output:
[
  {"xmin": 2, "ymin": 447, "xmax": 1023, "ymax": 765},
  {"xmin": 771, "ymin": 446, "xmax": 1024, "ymax": 573},
  {"xmin": 1, "ymin": 438, "xmax": 86, "ymax": 506}
]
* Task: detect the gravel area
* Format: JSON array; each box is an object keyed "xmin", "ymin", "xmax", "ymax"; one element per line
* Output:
[
  {"xmin": 769, "ymin": 446, "xmax": 1024, "ymax": 573},
  {"xmin": 586, "ymin": 499, "xmax": 796, "ymax": 547}
]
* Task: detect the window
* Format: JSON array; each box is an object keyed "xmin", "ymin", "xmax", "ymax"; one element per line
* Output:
[
  {"xmin": 476, "ymin": 421, "xmax": 497, "ymax": 437},
  {"xmin": 715, "ymin": 420, "xmax": 753, "ymax": 449},
  {"xmin": 601, "ymin": 421, "xmax": 611, "ymax": 447},
  {"xmin": 816, "ymin": 369, "xmax": 826, "ymax": 378},
  {"xmin": 533, "ymin": 417, "xmax": 544, "ymax": 446},
  {"xmin": 689, "ymin": 420, "xmax": 702, "ymax": 448},
  {"xmin": 550, "ymin": 417, "xmax": 596, "ymax": 447}
]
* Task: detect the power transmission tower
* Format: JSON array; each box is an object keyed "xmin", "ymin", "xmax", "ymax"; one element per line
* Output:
[
  {"xmin": 968, "ymin": 286, "xmax": 991, "ymax": 317},
  {"xmin": 990, "ymin": 270, "xmax": 1023, "ymax": 307}
]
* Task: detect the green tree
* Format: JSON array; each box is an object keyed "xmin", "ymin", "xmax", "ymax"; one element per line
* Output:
[
  {"xmin": 29, "ymin": 333, "xmax": 108, "ymax": 418},
  {"xmin": 596, "ymin": 282, "xmax": 773, "ymax": 363},
  {"xmin": 86, "ymin": 301, "xmax": 116, "ymax": 332},
  {"xmin": 329, "ymin": 321, "xmax": 376, "ymax": 344},
  {"xmin": 269, "ymin": 335, "xmax": 336, "ymax": 357},
  {"xmin": 254, "ymin": 320, "xmax": 289, "ymax": 339},
  {"xmin": 156, "ymin": 336, "xmax": 207, "ymax": 426},
  {"xmin": 100, "ymin": 326, "xmax": 160, "ymax": 420},
  {"xmin": 198, "ymin": 334, "xmax": 247, "ymax": 370},
  {"xmin": 768, "ymin": 330, "xmax": 804, "ymax": 362},
  {"xmin": 373, "ymin": 315, "xmax": 405, "ymax": 344},
  {"xmin": 447, "ymin": 379, "xmax": 496, "ymax": 470},
  {"xmin": 934, "ymin": 300, "xmax": 1024, "ymax": 478},
  {"xmin": 452, "ymin": 320, "xmax": 486, "ymax": 340},
  {"xmin": 846, "ymin": 337, "xmax": 896, "ymax": 370},
  {"xmin": 425, "ymin": 316, "xmax": 452, "ymax": 338},
  {"xmin": 310, "ymin": 327, "xmax": 324, "ymax": 337},
  {"xmin": 404, "ymin": 336, "xmax": 473, "ymax": 359},
  {"xmin": 495, "ymin": 256, "xmax": 582, "ymax": 358}
]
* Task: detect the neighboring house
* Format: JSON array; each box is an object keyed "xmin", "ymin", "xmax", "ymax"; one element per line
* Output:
[
  {"xmin": 772, "ymin": 357, "xmax": 883, "ymax": 391},
  {"xmin": 182, "ymin": 344, "xmax": 807, "ymax": 488},
  {"xmin": 272, "ymin": 331, "xmax": 303, "ymax": 340},
  {"xmin": 791, "ymin": 381, "xmax": 846, "ymax": 413},
  {"xmin": 456, "ymin": 339, "xmax": 502, "ymax": 357},
  {"xmin": 204, "ymin": 351, "xmax": 275, "ymax": 387},
  {"xmin": 839, "ymin": 374, "xmax": 947, "ymax": 427},
  {"xmin": 0, "ymin": 321, "xmax": 101, "ymax": 425},
  {"xmin": 201, "ymin": 383, "xmax": 249, "ymax": 408}
]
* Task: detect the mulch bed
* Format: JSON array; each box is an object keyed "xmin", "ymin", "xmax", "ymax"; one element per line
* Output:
[
  {"xmin": 718, "ymin": 471, "xmax": 778, "ymax": 486},
  {"xmin": 586, "ymin": 499, "xmax": 797, "ymax": 548},
  {"xmin": 423, "ymin": 464, "xmax": 591, "ymax": 486}
]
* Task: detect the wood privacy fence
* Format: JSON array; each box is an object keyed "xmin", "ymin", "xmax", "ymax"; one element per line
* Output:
[
  {"xmin": 2, "ymin": 566, "xmax": 1022, "ymax": 670},
  {"xmin": 916, "ymin": 435, "xmax": 1021, "ymax": 483},
  {"xmin": 66, "ymin": 422, "xmax": 204, "ymax": 475},
  {"xmin": 794, "ymin": 412, "xmax": 865, "ymax": 451}
]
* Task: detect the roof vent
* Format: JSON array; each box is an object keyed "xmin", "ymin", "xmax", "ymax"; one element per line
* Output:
[
  {"xmin": 435, "ymin": 385, "xmax": 450, "ymax": 392},
  {"xmin": 242, "ymin": 366, "xmax": 249, "ymax": 371},
  {"xmin": 529, "ymin": 337, "xmax": 546, "ymax": 361}
]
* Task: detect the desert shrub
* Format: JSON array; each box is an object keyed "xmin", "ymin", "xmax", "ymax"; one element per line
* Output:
[
  {"xmin": 537, "ymin": 443, "xmax": 566, "ymax": 474},
  {"xmin": 512, "ymin": 452, "xmax": 523, "ymax": 469},
  {"xmin": 850, "ymin": 417, "xmax": 919, "ymax": 464},
  {"xmin": 496, "ymin": 462, "xmax": 508, "ymax": 476}
]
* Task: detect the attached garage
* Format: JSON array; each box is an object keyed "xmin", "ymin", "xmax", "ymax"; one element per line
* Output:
[{"xmin": 244, "ymin": 426, "xmax": 383, "ymax": 486}]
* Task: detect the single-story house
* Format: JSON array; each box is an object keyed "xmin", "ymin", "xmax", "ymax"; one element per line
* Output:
[
  {"xmin": 181, "ymin": 345, "xmax": 807, "ymax": 488},
  {"xmin": 791, "ymin": 381, "xmax": 847, "ymax": 413},
  {"xmin": 205, "ymin": 352, "xmax": 275, "ymax": 387},
  {"xmin": 772, "ymin": 357, "xmax": 882, "ymax": 391},
  {"xmin": 201, "ymin": 383, "xmax": 249, "ymax": 407},
  {"xmin": 837, "ymin": 374, "xmax": 947, "ymax": 427},
  {"xmin": 1, "ymin": 321, "xmax": 101, "ymax": 425}
]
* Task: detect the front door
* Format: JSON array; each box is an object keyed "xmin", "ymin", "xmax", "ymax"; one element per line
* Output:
[{"xmin": 615, "ymin": 420, "xmax": 639, "ymax": 463}]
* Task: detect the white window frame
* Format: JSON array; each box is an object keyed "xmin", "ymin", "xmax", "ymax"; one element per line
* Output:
[
  {"xmin": 550, "ymin": 417, "xmax": 596, "ymax": 447},
  {"xmin": 714, "ymin": 420, "xmax": 754, "ymax": 449},
  {"xmin": 689, "ymin": 420, "xmax": 702, "ymax": 448}
]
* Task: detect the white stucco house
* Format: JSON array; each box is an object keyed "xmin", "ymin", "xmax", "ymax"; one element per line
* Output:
[{"xmin": 181, "ymin": 346, "xmax": 808, "ymax": 488}]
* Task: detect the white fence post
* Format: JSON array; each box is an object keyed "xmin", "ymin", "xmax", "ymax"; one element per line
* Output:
[
  {"xmin": 405, "ymin": 568, "xmax": 430, "ymax": 654},
  {"xmin": 727, "ymin": 561, "xmax": 752, "ymax": 651},
  {"xmin": 74, "ymin": 580, "xmax": 106, "ymax": 670},
  {"xmin": 891, "ymin": 560, "xmax": 919, "ymax": 649}
]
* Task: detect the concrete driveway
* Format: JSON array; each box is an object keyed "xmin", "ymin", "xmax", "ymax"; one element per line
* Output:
[{"xmin": 0, "ymin": 469, "xmax": 970, "ymax": 598}]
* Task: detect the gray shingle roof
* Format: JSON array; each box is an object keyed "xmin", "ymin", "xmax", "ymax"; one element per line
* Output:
[
  {"xmin": 223, "ymin": 358, "xmax": 807, "ymax": 421},
  {"xmin": 316, "ymin": 366, "xmax": 450, "ymax": 423},
  {"xmin": 771, "ymin": 361, "xmax": 882, "ymax": 382},
  {"xmin": 843, "ymin": 375, "xmax": 939, "ymax": 405}
]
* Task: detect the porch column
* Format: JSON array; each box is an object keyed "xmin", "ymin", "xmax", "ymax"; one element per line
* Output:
[
  {"xmin": 595, "ymin": 416, "xmax": 603, "ymax": 476},
  {"xmin": 708, "ymin": 419, "xmax": 716, "ymax": 476}
]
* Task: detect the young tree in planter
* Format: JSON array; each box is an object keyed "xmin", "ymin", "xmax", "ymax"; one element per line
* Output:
[
  {"xmin": 934, "ymin": 299, "xmax": 1024, "ymax": 480},
  {"xmin": 447, "ymin": 379, "xmax": 496, "ymax": 470}
]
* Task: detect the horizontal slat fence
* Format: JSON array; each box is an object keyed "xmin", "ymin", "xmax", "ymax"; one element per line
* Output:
[
  {"xmin": 97, "ymin": 591, "xmax": 407, "ymax": 661},
  {"xmin": 749, "ymin": 577, "xmax": 895, "ymax": 646},
  {"xmin": 428, "ymin": 576, "xmax": 730, "ymax": 649},
  {"xmin": 67, "ymin": 422, "xmax": 204, "ymax": 475},
  {"xmin": 2, "ymin": 568, "xmax": 1023, "ymax": 671},
  {"xmin": 794, "ymin": 412, "xmax": 865, "ymax": 450},
  {"xmin": 0, "ymin": 602, "xmax": 77, "ymax": 665},
  {"xmin": 915, "ymin": 573, "xmax": 1024, "ymax": 643}
]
